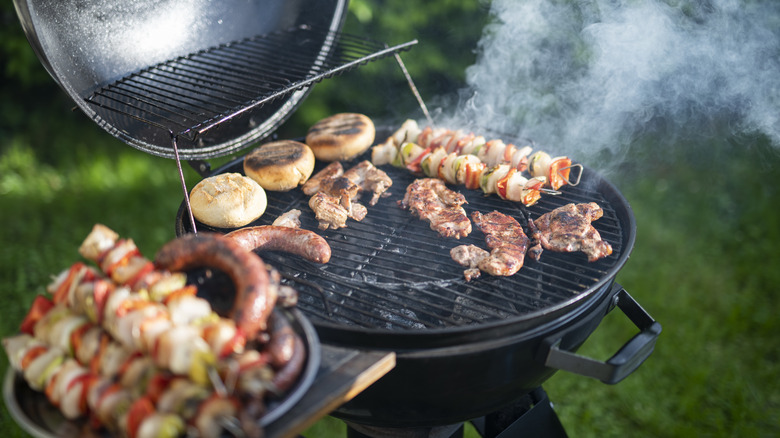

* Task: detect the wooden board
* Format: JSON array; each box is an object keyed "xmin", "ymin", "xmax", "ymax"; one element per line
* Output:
[{"xmin": 264, "ymin": 345, "xmax": 396, "ymax": 438}]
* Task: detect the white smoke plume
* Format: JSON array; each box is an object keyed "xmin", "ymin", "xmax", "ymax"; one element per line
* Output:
[{"xmin": 447, "ymin": 0, "xmax": 780, "ymax": 161}]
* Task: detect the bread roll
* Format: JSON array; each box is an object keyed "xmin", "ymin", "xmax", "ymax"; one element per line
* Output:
[
  {"xmin": 190, "ymin": 173, "xmax": 267, "ymax": 228},
  {"xmin": 243, "ymin": 140, "xmax": 315, "ymax": 191},
  {"xmin": 305, "ymin": 113, "xmax": 375, "ymax": 162}
]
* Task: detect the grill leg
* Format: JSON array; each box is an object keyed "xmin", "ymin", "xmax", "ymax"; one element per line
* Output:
[{"xmin": 470, "ymin": 387, "xmax": 567, "ymax": 438}]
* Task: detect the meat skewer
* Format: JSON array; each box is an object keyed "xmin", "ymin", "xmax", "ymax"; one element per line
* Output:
[
  {"xmin": 386, "ymin": 119, "xmax": 582, "ymax": 189},
  {"xmin": 3, "ymin": 301, "xmax": 244, "ymax": 437},
  {"xmin": 75, "ymin": 224, "xmax": 305, "ymax": 372},
  {"xmin": 77, "ymin": 224, "xmax": 282, "ymax": 342},
  {"xmin": 5, "ymin": 225, "xmax": 308, "ymax": 437},
  {"xmin": 373, "ymin": 119, "xmax": 582, "ymax": 205}
]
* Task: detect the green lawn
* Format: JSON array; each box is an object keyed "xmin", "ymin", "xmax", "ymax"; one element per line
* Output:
[{"xmin": 2, "ymin": 2, "xmax": 779, "ymax": 437}]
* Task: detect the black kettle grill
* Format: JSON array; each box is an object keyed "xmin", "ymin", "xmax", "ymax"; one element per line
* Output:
[{"xmin": 12, "ymin": 0, "xmax": 661, "ymax": 436}]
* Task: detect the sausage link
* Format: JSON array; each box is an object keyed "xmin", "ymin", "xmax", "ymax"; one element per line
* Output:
[
  {"xmin": 224, "ymin": 226, "xmax": 331, "ymax": 264},
  {"xmin": 270, "ymin": 334, "xmax": 306, "ymax": 394},
  {"xmin": 153, "ymin": 233, "xmax": 276, "ymax": 339},
  {"xmin": 265, "ymin": 311, "xmax": 296, "ymax": 369}
]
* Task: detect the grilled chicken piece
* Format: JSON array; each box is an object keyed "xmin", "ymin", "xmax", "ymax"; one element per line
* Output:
[
  {"xmin": 272, "ymin": 209, "xmax": 302, "ymax": 228},
  {"xmin": 450, "ymin": 244, "xmax": 489, "ymax": 281},
  {"xmin": 301, "ymin": 162, "xmax": 345, "ymax": 196},
  {"xmin": 527, "ymin": 202, "xmax": 613, "ymax": 262},
  {"xmin": 451, "ymin": 211, "xmax": 530, "ymax": 280},
  {"xmin": 341, "ymin": 160, "xmax": 393, "ymax": 206},
  {"xmin": 309, "ymin": 192, "xmax": 349, "ymax": 230},
  {"xmin": 304, "ymin": 160, "xmax": 391, "ymax": 230},
  {"xmin": 400, "ymin": 178, "xmax": 471, "ymax": 239}
]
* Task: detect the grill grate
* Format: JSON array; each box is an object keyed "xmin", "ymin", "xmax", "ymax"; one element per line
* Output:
[
  {"xmin": 181, "ymin": 153, "xmax": 629, "ymax": 333},
  {"xmin": 84, "ymin": 25, "xmax": 416, "ymax": 154}
]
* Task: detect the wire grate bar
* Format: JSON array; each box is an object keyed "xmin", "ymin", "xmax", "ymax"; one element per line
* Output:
[{"xmin": 85, "ymin": 25, "xmax": 416, "ymax": 142}]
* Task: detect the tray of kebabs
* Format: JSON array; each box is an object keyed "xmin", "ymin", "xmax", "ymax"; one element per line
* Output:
[{"xmin": 3, "ymin": 225, "xmax": 320, "ymax": 438}]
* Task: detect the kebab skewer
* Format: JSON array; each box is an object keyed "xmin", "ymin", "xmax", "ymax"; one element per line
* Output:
[
  {"xmin": 387, "ymin": 119, "xmax": 582, "ymax": 189},
  {"xmin": 70, "ymin": 225, "xmax": 302, "ymax": 392},
  {"xmin": 8, "ymin": 289, "xmax": 292, "ymax": 432},
  {"xmin": 3, "ymin": 298, "xmax": 239, "ymax": 438},
  {"xmin": 74, "ymin": 225, "xmax": 305, "ymax": 394},
  {"xmin": 4, "ymin": 226, "xmax": 306, "ymax": 437},
  {"xmin": 372, "ymin": 120, "xmax": 582, "ymax": 205}
]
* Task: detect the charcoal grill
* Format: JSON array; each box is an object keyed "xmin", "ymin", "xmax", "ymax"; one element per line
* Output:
[
  {"xmin": 12, "ymin": 0, "xmax": 660, "ymax": 434},
  {"xmin": 175, "ymin": 135, "xmax": 661, "ymax": 428},
  {"xmin": 177, "ymin": 156, "xmax": 628, "ymax": 335}
]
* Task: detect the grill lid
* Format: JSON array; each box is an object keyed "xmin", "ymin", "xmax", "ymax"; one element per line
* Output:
[{"xmin": 13, "ymin": 0, "xmax": 416, "ymax": 159}]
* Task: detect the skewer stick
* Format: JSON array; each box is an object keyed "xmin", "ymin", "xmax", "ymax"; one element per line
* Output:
[
  {"xmin": 172, "ymin": 134, "xmax": 198, "ymax": 234},
  {"xmin": 561, "ymin": 163, "xmax": 584, "ymax": 186},
  {"xmin": 391, "ymin": 47, "xmax": 435, "ymax": 128},
  {"xmin": 217, "ymin": 417, "xmax": 246, "ymax": 438},
  {"xmin": 209, "ymin": 365, "xmax": 229, "ymax": 398}
]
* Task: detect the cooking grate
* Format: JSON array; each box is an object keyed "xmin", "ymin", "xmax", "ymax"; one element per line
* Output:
[
  {"xmin": 84, "ymin": 25, "xmax": 416, "ymax": 158},
  {"xmin": 178, "ymin": 152, "xmax": 630, "ymax": 335}
]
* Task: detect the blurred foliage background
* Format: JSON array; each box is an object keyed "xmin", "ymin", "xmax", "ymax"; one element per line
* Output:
[{"xmin": 1, "ymin": 0, "xmax": 779, "ymax": 437}]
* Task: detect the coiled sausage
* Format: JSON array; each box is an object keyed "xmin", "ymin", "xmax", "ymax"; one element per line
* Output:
[{"xmin": 154, "ymin": 233, "xmax": 276, "ymax": 339}]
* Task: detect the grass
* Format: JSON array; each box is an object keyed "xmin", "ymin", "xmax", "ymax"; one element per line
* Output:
[{"xmin": 542, "ymin": 135, "xmax": 780, "ymax": 437}]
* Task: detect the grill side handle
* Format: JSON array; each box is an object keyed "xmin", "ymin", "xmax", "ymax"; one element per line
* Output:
[{"xmin": 539, "ymin": 284, "xmax": 662, "ymax": 384}]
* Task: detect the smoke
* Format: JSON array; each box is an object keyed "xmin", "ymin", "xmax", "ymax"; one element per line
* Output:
[{"xmin": 448, "ymin": 0, "xmax": 780, "ymax": 161}]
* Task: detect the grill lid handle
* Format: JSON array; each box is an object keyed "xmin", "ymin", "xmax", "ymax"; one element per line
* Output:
[{"xmin": 542, "ymin": 284, "xmax": 662, "ymax": 384}]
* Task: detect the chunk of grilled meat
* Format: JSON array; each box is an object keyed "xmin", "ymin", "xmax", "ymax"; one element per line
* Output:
[
  {"xmin": 301, "ymin": 161, "xmax": 346, "ymax": 196},
  {"xmin": 527, "ymin": 202, "xmax": 612, "ymax": 262},
  {"xmin": 451, "ymin": 211, "xmax": 530, "ymax": 280},
  {"xmin": 303, "ymin": 161, "xmax": 391, "ymax": 230},
  {"xmin": 342, "ymin": 160, "xmax": 393, "ymax": 206},
  {"xmin": 400, "ymin": 178, "xmax": 471, "ymax": 239},
  {"xmin": 450, "ymin": 244, "xmax": 488, "ymax": 281},
  {"xmin": 308, "ymin": 192, "xmax": 349, "ymax": 230}
]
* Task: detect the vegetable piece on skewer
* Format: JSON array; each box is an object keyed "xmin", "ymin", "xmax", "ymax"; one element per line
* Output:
[
  {"xmin": 19, "ymin": 295, "xmax": 55, "ymax": 335},
  {"xmin": 528, "ymin": 151, "xmax": 582, "ymax": 190}
]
